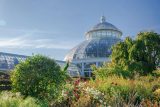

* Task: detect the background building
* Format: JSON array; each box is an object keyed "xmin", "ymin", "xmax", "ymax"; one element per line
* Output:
[
  {"xmin": 0, "ymin": 52, "xmax": 26, "ymax": 71},
  {"xmin": 0, "ymin": 52, "xmax": 80, "ymax": 77},
  {"xmin": 64, "ymin": 16, "xmax": 122, "ymax": 77}
]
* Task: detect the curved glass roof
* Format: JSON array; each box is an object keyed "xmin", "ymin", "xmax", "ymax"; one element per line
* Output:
[
  {"xmin": 64, "ymin": 37, "xmax": 121, "ymax": 61},
  {"xmin": 91, "ymin": 22, "xmax": 119, "ymax": 31},
  {"xmin": 86, "ymin": 16, "xmax": 122, "ymax": 35},
  {"xmin": 64, "ymin": 16, "xmax": 122, "ymax": 61}
]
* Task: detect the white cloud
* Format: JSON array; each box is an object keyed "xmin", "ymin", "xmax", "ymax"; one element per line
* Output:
[
  {"xmin": 0, "ymin": 28, "xmax": 80, "ymax": 50},
  {"xmin": 0, "ymin": 20, "xmax": 6, "ymax": 26},
  {"xmin": 0, "ymin": 35, "xmax": 73, "ymax": 49}
]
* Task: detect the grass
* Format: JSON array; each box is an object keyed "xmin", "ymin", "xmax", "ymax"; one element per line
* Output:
[{"xmin": 0, "ymin": 91, "xmax": 47, "ymax": 107}]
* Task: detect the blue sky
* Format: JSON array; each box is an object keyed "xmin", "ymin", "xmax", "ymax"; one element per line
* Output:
[{"xmin": 0, "ymin": 0, "xmax": 160, "ymax": 60}]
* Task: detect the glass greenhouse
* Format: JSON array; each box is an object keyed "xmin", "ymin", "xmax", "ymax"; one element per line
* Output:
[{"xmin": 64, "ymin": 16, "xmax": 122, "ymax": 77}]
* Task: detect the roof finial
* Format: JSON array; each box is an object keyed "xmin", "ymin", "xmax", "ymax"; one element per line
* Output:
[{"xmin": 101, "ymin": 16, "xmax": 106, "ymax": 23}]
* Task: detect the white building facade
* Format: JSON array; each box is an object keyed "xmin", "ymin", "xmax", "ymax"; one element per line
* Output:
[{"xmin": 64, "ymin": 16, "xmax": 122, "ymax": 77}]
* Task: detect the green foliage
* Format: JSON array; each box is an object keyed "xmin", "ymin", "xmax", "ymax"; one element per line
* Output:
[
  {"xmin": 152, "ymin": 69, "xmax": 160, "ymax": 77},
  {"xmin": 92, "ymin": 62, "xmax": 132, "ymax": 79},
  {"xmin": 84, "ymin": 75, "xmax": 160, "ymax": 106},
  {"xmin": 111, "ymin": 31, "xmax": 160, "ymax": 74},
  {"xmin": 11, "ymin": 55, "xmax": 68, "ymax": 101},
  {"xmin": 0, "ymin": 91, "xmax": 47, "ymax": 107}
]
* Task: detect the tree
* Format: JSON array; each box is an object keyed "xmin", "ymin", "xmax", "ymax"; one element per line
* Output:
[
  {"xmin": 111, "ymin": 31, "xmax": 160, "ymax": 74},
  {"xmin": 11, "ymin": 55, "xmax": 68, "ymax": 101},
  {"xmin": 129, "ymin": 32, "xmax": 160, "ymax": 72},
  {"xmin": 111, "ymin": 37, "xmax": 133, "ymax": 66}
]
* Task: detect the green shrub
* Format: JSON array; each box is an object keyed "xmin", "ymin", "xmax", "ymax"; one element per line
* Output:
[
  {"xmin": 92, "ymin": 62, "xmax": 133, "ymax": 79},
  {"xmin": 11, "ymin": 55, "xmax": 68, "ymax": 102}
]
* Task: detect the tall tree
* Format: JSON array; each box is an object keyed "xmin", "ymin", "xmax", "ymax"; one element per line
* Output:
[{"xmin": 111, "ymin": 32, "xmax": 160, "ymax": 74}]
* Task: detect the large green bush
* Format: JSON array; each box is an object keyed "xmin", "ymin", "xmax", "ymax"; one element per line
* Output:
[{"xmin": 11, "ymin": 55, "xmax": 68, "ymax": 101}]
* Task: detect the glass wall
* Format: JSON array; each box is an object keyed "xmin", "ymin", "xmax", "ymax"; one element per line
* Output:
[{"xmin": 86, "ymin": 30, "xmax": 120, "ymax": 40}]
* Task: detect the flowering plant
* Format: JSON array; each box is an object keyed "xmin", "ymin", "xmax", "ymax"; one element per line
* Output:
[
  {"xmin": 62, "ymin": 78, "xmax": 82, "ymax": 103},
  {"xmin": 84, "ymin": 87, "xmax": 107, "ymax": 106}
]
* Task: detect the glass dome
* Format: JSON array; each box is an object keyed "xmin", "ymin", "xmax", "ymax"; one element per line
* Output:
[
  {"xmin": 64, "ymin": 37, "xmax": 121, "ymax": 61},
  {"xmin": 64, "ymin": 16, "xmax": 122, "ymax": 62},
  {"xmin": 90, "ymin": 16, "xmax": 121, "ymax": 31}
]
